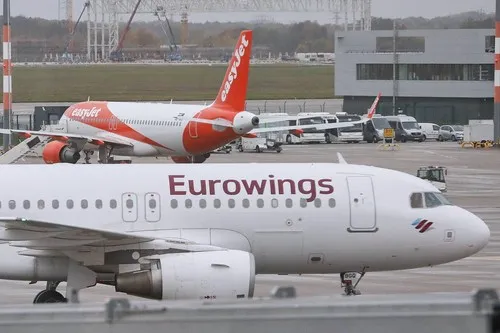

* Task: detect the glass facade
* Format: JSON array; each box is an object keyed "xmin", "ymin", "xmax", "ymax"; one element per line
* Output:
[{"xmin": 357, "ymin": 64, "xmax": 494, "ymax": 81}]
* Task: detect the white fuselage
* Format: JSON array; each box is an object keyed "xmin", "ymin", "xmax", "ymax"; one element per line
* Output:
[{"xmin": 0, "ymin": 163, "xmax": 489, "ymax": 277}]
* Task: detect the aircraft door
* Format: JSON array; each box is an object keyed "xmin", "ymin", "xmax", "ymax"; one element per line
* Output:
[
  {"xmin": 346, "ymin": 176, "xmax": 377, "ymax": 232},
  {"xmin": 122, "ymin": 193, "xmax": 138, "ymax": 222},
  {"xmin": 145, "ymin": 192, "xmax": 161, "ymax": 222}
]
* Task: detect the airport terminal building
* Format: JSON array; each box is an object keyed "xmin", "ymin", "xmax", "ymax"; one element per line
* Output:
[{"xmin": 334, "ymin": 29, "xmax": 495, "ymax": 124}]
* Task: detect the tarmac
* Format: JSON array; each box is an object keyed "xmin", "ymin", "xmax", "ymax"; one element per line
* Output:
[{"xmin": 2, "ymin": 140, "xmax": 500, "ymax": 304}]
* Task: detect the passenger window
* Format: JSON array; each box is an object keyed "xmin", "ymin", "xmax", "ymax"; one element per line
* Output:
[
  {"xmin": 0, "ymin": 201, "xmax": 2, "ymax": 209},
  {"xmin": 242, "ymin": 199, "xmax": 250, "ymax": 208},
  {"xmin": 170, "ymin": 199, "xmax": 178, "ymax": 209},
  {"xmin": 8, "ymin": 200, "xmax": 15, "ymax": 210},
  {"xmin": 37, "ymin": 200, "xmax": 45, "ymax": 209},
  {"xmin": 329, "ymin": 198, "xmax": 336, "ymax": 208},
  {"xmin": 52, "ymin": 199, "xmax": 59, "ymax": 209},
  {"xmin": 110, "ymin": 199, "xmax": 117, "ymax": 209},
  {"xmin": 67, "ymin": 200, "xmax": 74, "ymax": 209},
  {"xmin": 185, "ymin": 199, "xmax": 192, "ymax": 208},
  {"xmin": 126, "ymin": 199, "xmax": 133, "ymax": 209},
  {"xmin": 285, "ymin": 198, "xmax": 293, "ymax": 208},
  {"xmin": 300, "ymin": 198, "xmax": 307, "ymax": 208},
  {"xmin": 228, "ymin": 199, "xmax": 235, "ymax": 208},
  {"xmin": 81, "ymin": 199, "xmax": 88, "ymax": 209},
  {"xmin": 410, "ymin": 193, "xmax": 423, "ymax": 208},
  {"xmin": 314, "ymin": 198, "xmax": 321, "ymax": 208},
  {"xmin": 199, "ymin": 199, "xmax": 207, "ymax": 209},
  {"xmin": 23, "ymin": 200, "xmax": 30, "ymax": 209},
  {"xmin": 149, "ymin": 199, "xmax": 157, "ymax": 209},
  {"xmin": 257, "ymin": 198, "xmax": 264, "ymax": 208},
  {"xmin": 214, "ymin": 198, "xmax": 221, "ymax": 208},
  {"xmin": 424, "ymin": 192, "xmax": 442, "ymax": 208},
  {"xmin": 271, "ymin": 198, "xmax": 278, "ymax": 208},
  {"xmin": 95, "ymin": 199, "xmax": 103, "ymax": 209}
]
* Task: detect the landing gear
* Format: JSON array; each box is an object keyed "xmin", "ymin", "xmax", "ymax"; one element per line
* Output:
[
  {"xmin": 83, "ymin": 150, "xmax": 94, "ymax": 164},
  {"xmin": 33, "ymin": 261, "xmax": 97, "ymax": 305},
  {"xmin": 98, "ymin": 145, "xmax": 114, "ymax": 164},
  {"xmin": 340, "ymin": 269, "xmax": 366, "ymax": 296},
  {"xmin": 33, "ymin": 281, "xmax": 67, "ymax": 304}
]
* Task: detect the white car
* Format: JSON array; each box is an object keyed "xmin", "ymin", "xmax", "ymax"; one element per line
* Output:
[{"xmin": 419, "ymin": 123, "xmax": 440, "ymax": 141}]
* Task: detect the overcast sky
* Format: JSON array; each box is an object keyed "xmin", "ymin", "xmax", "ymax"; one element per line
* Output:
[{"xmin": 5, "ymin": 0, "xmax": 496, "ymax": 24}]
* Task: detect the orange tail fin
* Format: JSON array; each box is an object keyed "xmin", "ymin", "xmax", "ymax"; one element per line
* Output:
[
  {"xmin": 367, "ymin": 92, "xmax": 382, "ymax": 119},
  {"xmin": 212, "ymin": 30, "xmax": 253, "ymax": 111}
]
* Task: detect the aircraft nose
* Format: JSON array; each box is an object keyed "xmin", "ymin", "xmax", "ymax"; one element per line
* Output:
[{"xmin": 463, "ymin": 210, "xmax": 490, "ymax": 253}]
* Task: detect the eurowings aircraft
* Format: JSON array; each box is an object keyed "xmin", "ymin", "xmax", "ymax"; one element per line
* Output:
[
  {"xmin": 0, "ymin": 155, "xmax": 489, "ymax": 303},
  {"xmin": 0, "ymin": 30, "xmax": 363, "ymax": 164}
]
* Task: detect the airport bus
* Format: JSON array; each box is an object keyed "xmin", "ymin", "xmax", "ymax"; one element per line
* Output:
[
  {"xmin": 284, "ymin": 112, "xmax": 337, "ymax": 144},
  {"xmin": 326, "ymin": 112, "xmax": 363, "ymax": 143}
]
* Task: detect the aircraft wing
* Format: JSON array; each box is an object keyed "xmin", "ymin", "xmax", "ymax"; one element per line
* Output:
[
  {"xmin": 0, "ymin": 217, "xmax": 223, "ymax": 264},
  {"xmin": 249, "ymin": 120, "xmax": 363, "ymax": 134},
  {"xmin": 0, "ymin": 129, "xmax": 133, "ymax": 147}
]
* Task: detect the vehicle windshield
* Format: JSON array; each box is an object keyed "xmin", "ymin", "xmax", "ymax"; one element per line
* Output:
[
  {"xmin": 336, "ymin": 115, "xmax": 362, "ymax": 132},
  {"xmin": 371, "ymin": 117, "xmax": 390, "ymax": 130},
  {"xmin": 402, "ymin": 121, "xmax": 420, "ymax": 130},
  {"xmin": 298, "ymin": 116, "xmax": 326, "ymax": 134},
  {"xmin": 417, "ymin": 169, "xmax": 445, "ymax": 182},
  {"xmin": 451, "ymin": 125, "xmax": 464, "ymax": 131}
]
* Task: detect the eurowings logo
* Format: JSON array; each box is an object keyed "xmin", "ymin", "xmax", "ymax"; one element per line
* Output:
[{"xmin": 411, "ymin": 218, "xmax": 434, "ymax": 233}]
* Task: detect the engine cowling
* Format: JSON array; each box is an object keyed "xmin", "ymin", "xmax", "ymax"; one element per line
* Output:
[
  {"xmin": 42, "ymin": 140, "xmax": 81, "ymax": 164},
  {"xmin": 171, "ymin": 154, "xmax": 209, "ymax": 164},
  {"xmin": 115, "ymin": 250, "xmax": 255, "ymax": 300}
]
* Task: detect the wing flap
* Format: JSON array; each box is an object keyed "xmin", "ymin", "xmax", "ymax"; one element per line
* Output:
[
  {"xmin": 0, "ymin": 217, "xmax": 225, "ymax": 259},
  {"xmin": 0, "ymin": 129, "xmax": 133, "ymax": 147}
]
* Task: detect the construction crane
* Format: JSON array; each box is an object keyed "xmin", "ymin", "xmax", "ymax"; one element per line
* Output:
[
  {"xmin": 110, "ymin": 0, "xmax": 142, "ymax": 62},
  {"xmin": 153, "ymin": 6, "xmax": 182, "ymax": 61},
  {"xmin": 62, "ymin": 1, "xmax": 90, "ymax": 57}
]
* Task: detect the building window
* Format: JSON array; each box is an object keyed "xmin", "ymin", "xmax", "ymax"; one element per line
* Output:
[
  {"xmin": 357, "ymin": 63, "xmax": 493, "ymax": 81},
  {"xmin": 376, "ymin": 36, "xmax": 425, "ymax": 53},
  {"xmin": 486, "ymin": 35, "xmax": 495, "ymax": 53}
]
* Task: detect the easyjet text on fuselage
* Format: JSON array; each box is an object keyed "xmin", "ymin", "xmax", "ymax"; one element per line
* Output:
[{"xmin": 70, "ymin": 107, "xmax": 102, "ymax": 119}]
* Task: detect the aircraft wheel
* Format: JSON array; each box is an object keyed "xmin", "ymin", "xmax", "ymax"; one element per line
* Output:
[{"xmin": 33, "ymin": 290, "xmax": 67, "ymax": 304}]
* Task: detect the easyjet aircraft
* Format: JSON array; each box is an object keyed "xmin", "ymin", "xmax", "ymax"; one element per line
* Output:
[
  {"xmin": 0, "ymin": 30, "xmax": 365, "ymax": 164},
  {"xmin": 0, "ymin": 155, "xmax": 489, "ymax": 303}
]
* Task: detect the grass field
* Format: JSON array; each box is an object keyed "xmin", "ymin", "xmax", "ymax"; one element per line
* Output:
[{"xmin": 4, "ymin": 63, "xmax": 336, "ymax": 103}]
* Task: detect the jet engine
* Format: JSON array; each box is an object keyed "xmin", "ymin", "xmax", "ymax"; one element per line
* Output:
[
  {"xmin": 171, "ymin": 154, "xmax": 209, "ymax": 164},
  {"xmin": 115, "ymin": 250, "xmax": 255, "ymax": 300},
  {"xmin": 42, "ymin": 140, "xmax": 81, "ymax": 164}
]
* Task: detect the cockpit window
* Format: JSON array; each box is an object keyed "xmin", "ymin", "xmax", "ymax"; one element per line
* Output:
[
  {"xmin": 410, "ymin": 193, "xmax": 424, "ymax": 208},
  {"xmin": 424, "ymin": 192, "xmax": 442, "ymax": 208},
  {"xmin": 411, "ymin": 192, "xmax": 453, "ymax": 209}
]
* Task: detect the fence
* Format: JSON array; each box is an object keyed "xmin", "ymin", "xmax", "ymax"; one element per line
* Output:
[{"xmin": 0, "ymin": 287, "xmax": 499, "ymax": 333}]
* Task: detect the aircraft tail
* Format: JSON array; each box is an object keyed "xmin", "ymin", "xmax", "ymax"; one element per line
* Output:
[
  {"xmin": 366, "ymin": 92, "xmax": 382, "ymax": 119},
  {"xmin": 212, "ymin": 30, "xmax": 253, "ymax": 111}
]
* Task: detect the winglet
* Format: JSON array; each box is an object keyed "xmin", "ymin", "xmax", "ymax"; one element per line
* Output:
[
  {"xmin": 366, "ymin": 92, "xmax": 382, "ymax": 119},
  {"xmin": 337, "ymin": 152, "xmax": 348, "ymax": 164},
  {"xmin": 212, "ymin": 30, "xmax": 253, "ymax": 111}
]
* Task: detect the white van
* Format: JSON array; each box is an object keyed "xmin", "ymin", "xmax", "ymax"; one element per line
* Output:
[{"xmin": 419, "ymin": 123, "xmax": 440, "ymax": 141}]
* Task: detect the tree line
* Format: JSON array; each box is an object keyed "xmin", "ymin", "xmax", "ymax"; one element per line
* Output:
[{"xmin": 1, "ymin": 10, "xmax": 495, "ymax": 55}]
